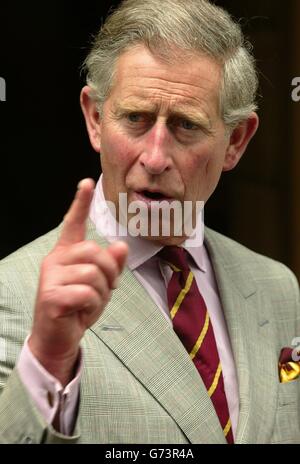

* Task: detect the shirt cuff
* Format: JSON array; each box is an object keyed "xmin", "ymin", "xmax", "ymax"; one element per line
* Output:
[{"xmin": 17, "ymin": 335, "xmax": 82, "ymax": 435}]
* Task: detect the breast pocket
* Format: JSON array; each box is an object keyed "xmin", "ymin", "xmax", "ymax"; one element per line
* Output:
[{"xmin": 271, "ymin": 380, "xmax": 300, "ymax": 443}]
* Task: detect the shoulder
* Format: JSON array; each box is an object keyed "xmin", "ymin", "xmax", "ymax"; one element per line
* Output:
[
  {"xmin": 205, "ymin": 227, "xmax": 299, "ymax": 298},
  {"xmin": 0, "ymin": 225, "xmax": 63, "ymax": 321},
  {"xmin": 0, "ymin": 224, "xmax": 62, "ymax": 285}
]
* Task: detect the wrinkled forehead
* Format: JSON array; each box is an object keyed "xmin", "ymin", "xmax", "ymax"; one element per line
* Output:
[
  {"xmin": 109, "ymin": 44, "xmax": 223, "ymax": 117},
  {"xmin": 114, "ymin": 43, "xmax": 222, "ymax": 83}
]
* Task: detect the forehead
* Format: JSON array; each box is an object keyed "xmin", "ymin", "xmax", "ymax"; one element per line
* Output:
[{"xmin": 108, "ymin": 45, "xmax": 222, "ymax": 117}]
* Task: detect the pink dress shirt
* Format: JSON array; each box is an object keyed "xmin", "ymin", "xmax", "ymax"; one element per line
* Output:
[{"xmin": 17, "ymin": 175, "xmax": 239, "ymax": 437}]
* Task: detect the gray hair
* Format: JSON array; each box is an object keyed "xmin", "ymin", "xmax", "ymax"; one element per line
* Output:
[{"xmin": 82, "ymin": 0, "xmax": 258, "ymax": 128}]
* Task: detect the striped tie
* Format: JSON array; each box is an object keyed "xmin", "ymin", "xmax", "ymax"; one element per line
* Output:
[{"xmin": 159, "ymin": 246, "xmax": 234, "ymax": 444}]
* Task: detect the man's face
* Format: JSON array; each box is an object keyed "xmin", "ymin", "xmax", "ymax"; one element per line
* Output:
[{"xmin": 85, "ymin": 45, "xmax": 242, "ymax": 245}]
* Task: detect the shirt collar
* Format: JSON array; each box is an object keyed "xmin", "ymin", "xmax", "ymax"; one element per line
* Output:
[{"xmin": 89, "ymin": 175, "xmax": 207, "ymax": 273}]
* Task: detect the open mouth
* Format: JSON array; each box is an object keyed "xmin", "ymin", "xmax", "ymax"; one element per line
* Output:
[{"xmin": 141, "ymin": 190, "xmax": 167, "ymax": 200}]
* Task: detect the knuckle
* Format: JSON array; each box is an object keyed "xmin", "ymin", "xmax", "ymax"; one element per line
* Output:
[
  {"xmin": 101, "ymin": 251, "xmax": 119, "ymax": 276},
  {"xmin": 85, "ymin": 240, "xmax": 101, "ymax": 255},
  {"xmin": 82, "ymin": 264, "xmax": 99, "ymax": 281},
  {"xmin": 80, "ymin": 285, "xmax": 98, "ymax": 302}
]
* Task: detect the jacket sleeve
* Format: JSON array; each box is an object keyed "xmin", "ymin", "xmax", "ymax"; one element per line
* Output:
[{"xmin": 0, "ymin": 280, "xmax": 80, "ymax": 444}]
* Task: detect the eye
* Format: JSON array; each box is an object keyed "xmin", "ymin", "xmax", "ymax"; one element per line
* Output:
[
  {"xmin": 125, "ymin": 112, "xmax": 154, "ymax": 132},
  {"xmin": 179, "ymin": 119, "xmax": 198, "ymax": 130},
  {"xmin": 127, "ymin": 113, "xmax": 143, "ymax": 123}
]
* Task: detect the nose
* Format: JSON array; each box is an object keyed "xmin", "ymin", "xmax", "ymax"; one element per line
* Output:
[{"xmin": 139, "ymin": 122, "xmax": 172, "ymax": 175}]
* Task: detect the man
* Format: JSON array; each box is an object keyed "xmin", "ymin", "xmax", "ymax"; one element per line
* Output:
[{"xmin": 0, "ymin": 0, "xmax": 299, "ymax": 444}]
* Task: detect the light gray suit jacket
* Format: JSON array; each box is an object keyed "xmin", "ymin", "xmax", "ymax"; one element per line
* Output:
[{"xmin": 0, "ymin": 219, "xmax": 299, "ymax": 444}]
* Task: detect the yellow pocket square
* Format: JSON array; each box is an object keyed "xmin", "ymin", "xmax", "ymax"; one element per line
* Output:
[{"xmin": 279, "ymin": 347, "xmax": 300, "ymax": 383}]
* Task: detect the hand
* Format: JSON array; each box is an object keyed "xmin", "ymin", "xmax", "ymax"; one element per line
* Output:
[{"xmin": 28, "ymin": 179, "xmax": 128, "ymax": 385}]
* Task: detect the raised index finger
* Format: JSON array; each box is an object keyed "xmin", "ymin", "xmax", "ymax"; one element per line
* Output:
[{"xmin": 58, "ymin": 178, "xmax": 95, "ymax": 246}]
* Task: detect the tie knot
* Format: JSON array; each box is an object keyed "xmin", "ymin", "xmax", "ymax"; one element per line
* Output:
[{"xmin": 158, "ymin": 246, "xmax": 190, "ymax": 272}]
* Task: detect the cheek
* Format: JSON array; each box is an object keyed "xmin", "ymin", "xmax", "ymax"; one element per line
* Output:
[
  {"xmin": 201, "ymin": 147, "xmax": 227, "ymax": 197},
  {"xmin": 179, "ymin": 145, "xmax": 225, "ymax": 198},
  {"xmin": 180, "ymin": 148, "xmax": 211, "ymax": 181},
  {"xmin": 100, "ymin": 128, "xmax": 136, "ymax": 169}
]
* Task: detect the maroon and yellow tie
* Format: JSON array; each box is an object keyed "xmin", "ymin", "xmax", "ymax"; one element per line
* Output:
[{"xmin": 159, "ymin": 246, "xmax": 234, "ymax": 444}]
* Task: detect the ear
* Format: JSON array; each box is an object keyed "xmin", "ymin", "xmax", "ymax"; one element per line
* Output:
[
  {"xmin": 223, "ymin": 112, "xmax": 259, "ymax": 172},
  {"xmin": 80, "ymin": 85, "xmax": 102, "ymax": 153}
]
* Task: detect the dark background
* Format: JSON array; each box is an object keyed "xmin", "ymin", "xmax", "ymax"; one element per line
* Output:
[{"xmin": 0, "ymin": 1, "xmax": 299, "ymax": 278}]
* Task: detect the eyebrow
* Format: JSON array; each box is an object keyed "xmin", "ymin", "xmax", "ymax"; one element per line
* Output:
[{"xmin": 113, "ymin": 101, "xmax": 212, "ymax": 132}]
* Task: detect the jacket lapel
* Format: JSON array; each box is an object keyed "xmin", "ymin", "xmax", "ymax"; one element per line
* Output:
[
  {"xmin": 205, "ymin": 229, "xmax": 278, "ymax": 444},
  {"xmin": 85, "ymin": 220, "xmax": 226, "ymax": 444}
]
